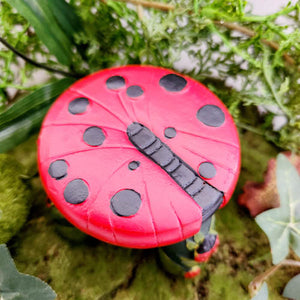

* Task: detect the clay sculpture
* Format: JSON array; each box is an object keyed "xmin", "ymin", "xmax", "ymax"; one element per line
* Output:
[{"xmin": 38, "ymin": 65, "xmax": 240, "ymax": 277}]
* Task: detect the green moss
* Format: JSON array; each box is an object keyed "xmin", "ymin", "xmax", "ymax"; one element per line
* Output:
[
  {"xmin": 13, "ymin": 214, "xmax": 138, "ymax": 300},
  {"xmin": 8, "ymin": 134, "xmax": 38, "ymax": 174},
  {"xmin": 0, "ymin": 154, "xmax": 30, "ymax": 243},
  {"xmin": 204, "ymin": 263, "xmax": 250, "ymax": 300},
  {"xmin": 114, "ymin": 255, "xmax": 196, "ymax": 300},
  {"xmin": 267, "ymin": 268, "xmax": 299, "ymax": 300},
  {"xmin": 216, "ymin": 200, "xmax": 269, "ymax": 253},
  {"xmin": 238, "ymin": 131, "xmax": 278, "ymax": 187},
  {"xmin": 5, "ymin": 126, "xmax": 293, "ymax": 300},
  {"xmin": 13, "ymin": 206, "xmax": 195, "ymax": 300}
]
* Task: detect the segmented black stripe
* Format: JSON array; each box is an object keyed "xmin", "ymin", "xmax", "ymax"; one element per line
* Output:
[{"xmin": 127, "ymin": 122, "xmax": 224, "ymax": 221}]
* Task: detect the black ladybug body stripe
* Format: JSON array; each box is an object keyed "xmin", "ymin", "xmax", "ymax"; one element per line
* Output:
[{"xmin": 127, "ymin": 122, "xmax": 223, "ymax": 222}]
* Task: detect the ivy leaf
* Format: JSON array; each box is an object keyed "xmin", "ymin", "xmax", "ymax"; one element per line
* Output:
[
  {"xmin": 283, "ymin": 274, "xmax": 300, "ymax": 300},
  {"xmin": 6, "ymin": 0, "xmax": 82, "ymax": 66},
  {"xmin": 0, "ymin": 244, "xmax": 56, "ymax": 300},
  {"xmin": 255, "ymin": 154, "xmax": 300, "ymax": 264},
  {"xmin": 251, "ymin": 282, "xmax": 268, "ymax": 300}
]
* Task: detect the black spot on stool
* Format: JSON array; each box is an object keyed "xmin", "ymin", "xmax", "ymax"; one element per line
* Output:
[
  {"xmin": 83, "ymin": 126, "xmax": 105, "ymax": 146},
  {"xmin": 128, "ymin": 161, "xmax": 140, "ymax": 170},
  {"xmin": 111, "ymin": 189, "xmax": 141, "ymax": 217},
  {"xmin": 197, "ymin": 105, "xmax": 225, "ymax": 127},
  {"xmin": 159, "ymin": 74, "xmax": 187, "ymax": 92},
  {"xmin": 48, "ymin": 160, "xmax": 68, "ymax": 180},
  {"xmin": 164, "ymin": 127, "xmax": 176, "ymax": 139},
  {"xmin": 64, "ymin": 179, "xmax": 89, "ymax": 204},
  {"xmin": 127, "ymin": 85, "xmax": 144, "ymax": 98},
  {"xmin": 198, "ymin": 162, "xmax": 216, "ymax": 179},
  {"xmin": 68, "ymin": 97, "xmax": 89, "ymax": 114},
  {"xmin": 106, "ymin": 76, "xmax": 125, "ymax": 90}
]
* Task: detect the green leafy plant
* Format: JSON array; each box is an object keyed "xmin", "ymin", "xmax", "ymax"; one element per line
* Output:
[
  {"xmin": 0, "ymin": 0, "xmax": 300, "ymax": 152},
  {"xmin": 249, "ymin": 154, "xmax": 300, "ymax": 298},
  {"xmin": 0, "ymin": 244, "xmax": 56, "ymax": 300},
  {"xmin": 5, "ymin": 0, "xmax": 82, "ymax": 66}
]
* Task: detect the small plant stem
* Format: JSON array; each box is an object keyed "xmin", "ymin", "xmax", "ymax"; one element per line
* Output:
[
  {"xmin": 236, "ymin": 122, "xmax": 264, "ymax": 135},
  {"xmin": 113, "ymin": 0, "xmax": 297, "ymax": 68},
  {"xmin": 283, "ymin": 259, "xmax": 300, "ymax": 267},
  {"xmin": 249, "ymin": 259, "xmax": 300, "ymax": 297},
  {"xmin": 214, "ymin": 20, "xmax": 296, "ymax": 66},
  {"xmin": 289, "ymin": 224, "xmax": 300, "ymax": 235},
  {"xmin": 0, "ymin": 37, "xmax": 82, "ymax": 78},
  {"xmin": 249, "ymin": 263, "xmax": 282, "ymax": 297},
  {"xmin": 208, "ymin": 22, "xmax": 260, "ymax": 68},
  {"xmin": 262, "ymin": 50, "xmax": 292, "ymax": 119}
]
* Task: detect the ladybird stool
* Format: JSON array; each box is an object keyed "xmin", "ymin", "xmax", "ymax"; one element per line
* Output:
[{"xmin": 38, "ymin": 66, "xmax": 240, "ymax": 277}]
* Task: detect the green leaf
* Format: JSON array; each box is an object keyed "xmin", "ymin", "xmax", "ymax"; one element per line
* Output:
[
  {"xmin": 255, "ymin": 154, "xmax": 300, "ymax": 264},
  {"xmin": 283, "ymin": 274, "xmax": 300, "ymax": 300},
  {"xmin": 0, "ymin": 78, "xmax": 75, "ymax": 152},
  {"xmin": 6, "ymin": 0, "xmax": 82, "ymax": 66},
  {"xmin": 0, "ymin": 244, "xmax": 56, "ymax": 300},
  {"xmin": 46, "ymin": 0, "xmax": 82, "ymax": 38},
  {"xmin": 186, "ymin": 239, "xmax": 199, "ymax": 251},
  {"xmin": 251, "ymin": 282, "xmax": 268, "ymax": 300}
]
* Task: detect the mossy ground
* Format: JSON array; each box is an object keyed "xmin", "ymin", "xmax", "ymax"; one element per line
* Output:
[
  {"xmin": 5, "ymin": 132, "xmax": 299, "ymax": 299},
  {"xmin": 0, "ymin": 154, "xmax": 30, "ymax": 243}
]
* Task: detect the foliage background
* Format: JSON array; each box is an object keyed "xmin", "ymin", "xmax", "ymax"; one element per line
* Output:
[{"xmin": 1, "ymin": 0, "xmax": 300, "ymax": 153}]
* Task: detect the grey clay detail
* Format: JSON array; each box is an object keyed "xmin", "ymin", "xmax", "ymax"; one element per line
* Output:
[
  {"xmin": 110, "ymin": 189, "xmax": 142, "ymax": 217},
  {"xmin": 106, "ymin": 76, "xmax": 125, "ymax": 90},
  {"xmin": 159, "ymin": 74, "xmax": 187, "ymax": 92},
  {"xmin": 127, "ymin": 122, "xmax": 223, "ymax": 221},
  {"xmin": 83, "ymin": 126, "xmax": 106, "ymax": 146},
  {"xmin": 198, "ymin": 162, "xmax": 217, "ymax": 179},
  {"xmin": 164, "ymin": 127, "xmax": 177, "ymax": 139},
  {"xmin": 48, "ymin": 159, "xmax": 68, "ymax": 180},
  {"xmin": 197, "ymin": 234, "xmax": 217, "ymax": 254},
  {"xmin": 68, "ymin": 97, "xmax": 89, "ymax": 115},
  {"xmin": 196, "ymin": 105, "xmax": 225, "ymax": 127},
  {"xmin": 127, "ymin": 85, "xmax": 144, "ymax": 98},
  {"xmin": 128, "ymin": 161, "xmax": 140, "ymax": 170},
  {"xmin": 64, "ymin": 179, "xmax": 89, "ymax": 204}
]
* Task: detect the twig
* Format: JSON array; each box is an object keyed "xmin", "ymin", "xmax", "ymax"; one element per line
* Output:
[
  {"xmin": 248, "ymin": 263, "xmax": 282, "ymax": 297},
  {"xmin": 137, "ymin": 4, "xmax": 144, "ymax": 20},
  {"xmin": 113, "ymin": 0, "xmax": 174, "ymax": 11},
  {"xmin": 283, "ymin": 259, "xmax": 300, "ymax": 267},
  {"xmin": 0, "ymin": 36, "xmax": 83, "ymax": 78},
  {"xmin": 249, "ymin": 259, "xmax": 300, "ymax": 297},
  {"xmin": 112, "ymin": 0, "xmax": 297, "ymax": 68}
]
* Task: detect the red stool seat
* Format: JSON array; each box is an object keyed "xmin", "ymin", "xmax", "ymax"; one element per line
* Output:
[{"xmin": 38, "ymin": 66, "xmax": 240, "ymax": 249}]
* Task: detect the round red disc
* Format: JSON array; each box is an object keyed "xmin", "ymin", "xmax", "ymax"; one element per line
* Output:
[{"xmin": 38, "ymin": 66, "xmax": 240, "ymax": 248}]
